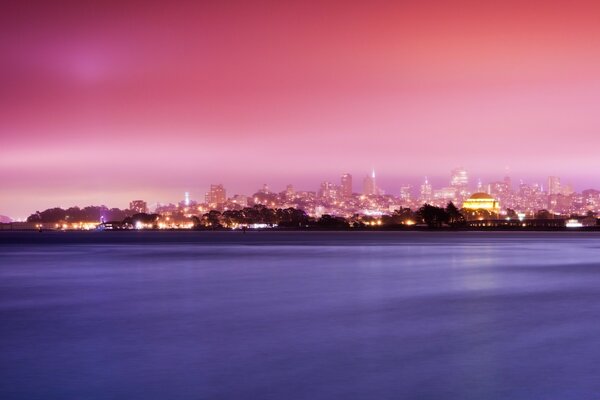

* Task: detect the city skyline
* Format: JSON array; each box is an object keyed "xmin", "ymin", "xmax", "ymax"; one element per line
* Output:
[
  {"xmin": 2, "ymin": 1, "xmax": 600, "ymax": 217},
  {"xmin": 3, "ymin": 167, "xmax": 599, "ymax": 222},
  {"xmin": 3, "ymin": 166, "xmax": 599, "ymax": 219}
]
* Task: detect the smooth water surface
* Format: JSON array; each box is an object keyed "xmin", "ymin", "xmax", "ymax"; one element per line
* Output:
[{"xmin": 1, "ymin": 231, "xmax": 600, "ymax": 399}]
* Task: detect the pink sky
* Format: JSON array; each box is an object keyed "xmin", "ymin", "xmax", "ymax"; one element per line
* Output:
[{"xmin": 2, "ymin": 0, "xmax": 600, "ymax": 218}]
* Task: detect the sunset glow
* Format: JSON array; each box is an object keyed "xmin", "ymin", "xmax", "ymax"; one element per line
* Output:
[{"xmin": 2, "ymin": 1, "xmax": 600, "ymax": 217}]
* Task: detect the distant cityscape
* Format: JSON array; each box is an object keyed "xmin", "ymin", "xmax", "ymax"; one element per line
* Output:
[
  {"xmin": 122, "ymin": 168, "xmax": 598, "ymax": 219},
  {"xmin": 1, "ymin": 168, "xmax": 599, "ymax": 231}
]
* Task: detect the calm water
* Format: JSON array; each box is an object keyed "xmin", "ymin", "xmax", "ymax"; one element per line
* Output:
[{"xmin": 1, "ymin": 231, "xmax": 600, "ymax": 399}]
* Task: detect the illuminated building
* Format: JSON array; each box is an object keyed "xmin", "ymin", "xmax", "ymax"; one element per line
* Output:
[
  {"xmin": 503, "ymin": 176, "xmax": 512, "ymax": 192},
  {"xmin": 561, "ymin": 184, "xmax": 574, "ymax": 196},
  {"xmin": 434, "ymin": 187, "xmax": 457, "ymax": 204},
  {"xmin": 582, "ymin": 189, "xmax": 600, "ymax": 212},
  {"xmin": 419, "ymin": 177, "xmax": 433, "ymax": 204},
  {"xmin": 362, "ymin": 169, "xmax": 378, "ymax": 196},
  {"xmin": 129, "ymin": 200, "xmax": 148, "ymax": 214},
  {"xmin": 252, "ymin": 188, "xmax": 278, "ymax": 207},
  {"xmin": 450, "ymin": 168, "xmax": 468, "ymax": 187},
  {"xmin": 548, "ymin": 176, "xmax": 561, "ymax": 195},
  {"xmin": 319, "ymin": 181, "xmax": 338, "ymax": 200},
  {"xmin": 205, "ymin": 184, "xmax": 226, "ymax": 208},
  {"xmin": 487, "ymin": 181, "xmax": 510, "ymax": 199},
  {"xmin": 548, "ymin": 193, "xmax": 573, "ymax": 214},
  {"xmin": 462, "ymin": 192, "xmax": 500, "ymax": 212},
  {"xmin": 314, "ymin": 205, "xmax": 326, "ymax": 218},
  {"xmin": 449, "ymin": 168, "xmax": 469, "ymax": 201},
  {"xmin": 285, "ymin": 184, "xmax": 295, "ymax": 199},
  {"xmin": 231, "ymin": 194, "xmax": 248, "ymax": 208},
  {"xmin": 399, "ymin": 185, "xmax": 412, "ymax": 202},
  {"xmin": 341, "ymin": 173, "xmax": 353, "ymax": 198}
]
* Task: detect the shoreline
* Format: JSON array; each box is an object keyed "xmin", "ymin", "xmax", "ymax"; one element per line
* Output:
[
  {"xmin": 2, "ymin": 229, "xmax": 600, "ymax": 246},
  {"xmin": 2, "ymin": 226, "xmax": 600, "ymax": 233}
]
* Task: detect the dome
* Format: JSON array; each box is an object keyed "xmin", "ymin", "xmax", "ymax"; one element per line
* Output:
[
  {"xmin": 462, "ymin": 192, "xmax": 500, "ymax": 211},
  {"xmin": 468, "ymin": 192, "xmax": 494, "ymax": 200}
]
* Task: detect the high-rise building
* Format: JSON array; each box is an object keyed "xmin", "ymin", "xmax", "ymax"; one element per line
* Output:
[
  {"xmin": 420, "ymin": 177, "xmax": 433, "ymax": 204},
  {"xmin": 450, "ymin": 167, "xmax": 469, "ymax": 200},
  {"xmin": 231, "ymin": 194, "xmax": 248, "ymax": 208},
  {"xmin": 399, "ymin": 185, "xmax": 412, "ymax": 202},
  {"xmin": 341, "ymin": 173, "xmax": 353, "ymax": 198},
  {"xmin": 129, "ymin": 200, "xmax": 148, "ymax": 214},
  {"xmin": 205, "ymin": 184, "xmax": 226, "ymax": 207},
  {"xmin": 487, "ymin": 181, "xmax": 510, "ymax": 198},
  {"xmin": 548, "ymin": 176, "xmax": 561, "ymax": 195},
  {"xmin": 434, "ymin": 187, "xmax": 457, "ymax": 205},
  {"xmin": 319, "ymin": 181, "xmax": 337, "ymax": 200},
  {"xmin": 363, "ymin": 169, "xmax": 378, "ymax": 196},
  {"xmin": 450, "ymin": 168, "xmax": 469, "ymax": 188},
  {"xmin": 503, "ymin": 176, "xmax": 512, "ymax": 193},
  {"xmin": 284, "ymin": 184, "xmax": 295, "ymax": 200}
]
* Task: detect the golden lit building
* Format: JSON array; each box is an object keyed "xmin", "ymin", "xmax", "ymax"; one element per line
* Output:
[{"xmin": 462, "ymin": 192, "xmax": 500, "ymax": 212}]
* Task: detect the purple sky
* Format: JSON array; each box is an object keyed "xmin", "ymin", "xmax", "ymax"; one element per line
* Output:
[{"xmin": 2, "ymin": 0, "xmax": 600, "ymax": 218}]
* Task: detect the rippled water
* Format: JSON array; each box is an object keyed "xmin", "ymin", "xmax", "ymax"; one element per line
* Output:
[{"xmin": 1, "ymin": 231, "xmax": 600, "ymax": 399}]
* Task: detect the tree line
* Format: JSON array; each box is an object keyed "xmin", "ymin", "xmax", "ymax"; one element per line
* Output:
[
  {"xmin": 27, "ymin": 206, "xmax": 133, "ymax": 223},
  {"xmin": 32, "ymin": 202, "xmax": 573, "ymax": 230},
  {"xmin": 193, "ymin": 203, "xmax": 469, "ymax": 229}
]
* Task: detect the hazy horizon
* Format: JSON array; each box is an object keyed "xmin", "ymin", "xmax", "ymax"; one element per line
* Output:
[{"xmin": 2, "ymin": 171, "xmax": 598, "ymax": 220}]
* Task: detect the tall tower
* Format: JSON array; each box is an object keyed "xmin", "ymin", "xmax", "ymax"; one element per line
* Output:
[
  {"xmin": 420, "ymin": 177, "xmax": 433, "ymax": 204},
  {"xmin": 547, "ymin": 176, "xmax": 561, "ymax": 195},
  {"xmin": 399, "ymin": 185, "xmax": 412, "ymax": 202},
  {"xmin": 205, "ymin": 184, "xmax": 226, "ymax": 208},
  {"xmin": 284, "ymin": 184, "xmax": 295, "ymax": 200},
  {"xmin": 340, "ymin": 173, "xmax": 353, "ymax": 198},
  {"xmin": 362, "ymin": 169, "xmax": 378, "ymax": 196},
  {"xmin": 450, "ymin": 168, "xmax": 468, "ymax": 188}
]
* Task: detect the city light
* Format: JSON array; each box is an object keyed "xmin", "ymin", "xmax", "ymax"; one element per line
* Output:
[{"xmin": 3, "ymin": 169, "xmax": 599, "ymax": 231}]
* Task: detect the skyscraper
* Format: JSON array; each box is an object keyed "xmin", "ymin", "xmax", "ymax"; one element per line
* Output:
[
  {"xmin": 399, "ymin": 185, "xmax": 412, "ymax": 202},
  {"xmin": 340, "ymin": 173, "xmax": 353, "ymax": 198},
  {"xmin": 548, "ymin": 176, "xmax": 561, "ymax": 195},
  {"xmin": 284, "ymin": 184, "xmax": 295, "ymax": 201},
  {"xmin": 363, "ymin": 169, "xmax": 378, "ymax": 196},
  {"xmin": 319, "ymin": 181, "xmax": 337, "ymax": 200},
  {"xmin": 503, "ymin": 176, "xmax": 512, "ymax": 193},
  {"xmin": 420, "ymin": 177, "xmax": 433, "ymax": 204},
  {"xmin": 205, "ymin": 184, "xmax": 226, "ymax": 207},
  {"xmin": 450, "ymin": 167, "xmax": 469, "ymax": 201},
  {"xmin": 450, "ymin": 168, "xmax": 468, "ymax": 188}
]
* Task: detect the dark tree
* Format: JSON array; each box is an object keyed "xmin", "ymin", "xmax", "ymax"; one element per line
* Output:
[
  {"xmin": 27, "ymin": 205, "xmax": 133, "ymax": 223},
  {"xmin": 316, "ymin": 215, "xmax": 349, "ymax": 229},
  {"xmin": 445, "ymin": 202, "xmax": 465, "ymax": 227},
  {"xmin": 201, "ymin": 210, "xmax": 222, "ymax": 228},
  {"xmin": 506, "ymin": 208, "xmax": 518, "ymax": 219},
  {"xmin": 417, "ymin": 204, "xmax": 449, "ymax": 228},
  {"xmin": 535, "ymin": 209, "xmax": 552, "ymax": 219},
  {"xmin": 276, "ymin": 208, "xmax": 310, "ymax": 228}
]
